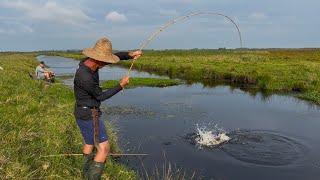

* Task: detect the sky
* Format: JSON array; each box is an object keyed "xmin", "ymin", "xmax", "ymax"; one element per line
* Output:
[{"xmin": 0, "ymin": 0, "xmax": 319, "ymax": 51}]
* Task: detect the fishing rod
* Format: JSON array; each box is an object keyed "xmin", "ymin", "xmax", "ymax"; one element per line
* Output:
[
  {"xmin": 127, "ymin": 11, "xmax": 243, "ymax": 75},
  {"xmin": 41, "ymin": 153, "xmax": 148, "ymax": 158}
]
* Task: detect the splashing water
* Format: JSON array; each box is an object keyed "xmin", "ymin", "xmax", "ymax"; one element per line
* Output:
[{"xmin": 195, "ymin": 124, "xmax": 230, "ymax": 147}]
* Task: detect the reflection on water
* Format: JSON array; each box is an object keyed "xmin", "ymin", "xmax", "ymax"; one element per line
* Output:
[
  {"xmin": 38, "ymin": 56, "xmax": 320, "ymax": 180},
  {"xmin": 222, "ymin": 130, "xmax": 306, "ymax": 166},
  {"xmin": 105, "ymin": 86, "xmax": 320, "ymax": 179}
]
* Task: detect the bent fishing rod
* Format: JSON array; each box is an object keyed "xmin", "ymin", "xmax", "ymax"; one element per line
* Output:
[{"xmin": 127, "ymin": 11, "xmax": 243, "ymax": 76}]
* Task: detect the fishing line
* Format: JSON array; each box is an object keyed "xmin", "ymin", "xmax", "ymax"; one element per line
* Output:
[{"xmin": 127, "ymin": 11, "xmax": 243, "ymax": 75}]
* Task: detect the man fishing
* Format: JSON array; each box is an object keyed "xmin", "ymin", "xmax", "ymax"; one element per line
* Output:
[{"xmin": 74, "ymin": 37, "xmax": 142, "ymax": 179}]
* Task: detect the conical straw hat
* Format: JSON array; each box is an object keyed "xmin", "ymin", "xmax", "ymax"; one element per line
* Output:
[{"xmin": 82, "ymin": 37, "xmax": 120, "ymax": 63}]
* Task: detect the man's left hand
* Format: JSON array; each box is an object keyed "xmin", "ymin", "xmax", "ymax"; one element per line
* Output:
[{"xmin": 129, "ymin": 50, "xmax": 143, "ymax": 60}]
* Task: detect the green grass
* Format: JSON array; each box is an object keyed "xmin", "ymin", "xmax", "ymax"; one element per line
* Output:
[
  {"xmin": 38, "ymin": 51, "xmax": 85, "ymax": 60},
  {"xmin": 42, "ymin": 49, "xmax": 320, "ymax": 104},
  {"xmin": 101, "ymin": 77, "xmax": 182, "ymax": 89},
  {"xmin": 116, "ymin": 49, "xmax": 320, "ymax": 104},
  {"xmin": 0, "ymin": 53, "xmax": 136, "ymax": 179}
]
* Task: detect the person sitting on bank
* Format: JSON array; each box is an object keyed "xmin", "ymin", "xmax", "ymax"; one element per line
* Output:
[
  {"xmin": 35, "ymin": 61, "xmax": 55, "ymax": 81},
  {"xmin": 74, "ymin": 37, "xmax": 142, "ymax": 179}
]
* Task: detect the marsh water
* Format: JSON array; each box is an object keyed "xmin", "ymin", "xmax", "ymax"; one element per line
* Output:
[{"xmin": 38, "ymin": 56, "xmax": 320, "ymax": 180}]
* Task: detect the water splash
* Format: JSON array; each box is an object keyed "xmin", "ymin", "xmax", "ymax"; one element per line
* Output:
[
  {"xmin": 186, "ymin": 127, "xmax": 306, "ymax": 166},
  {"xmin": 195, "ymin": 124, "xmax": 230, "ymax": 147}
]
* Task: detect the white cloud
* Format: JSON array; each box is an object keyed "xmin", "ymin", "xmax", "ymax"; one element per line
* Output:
[
  {"xmin": 105, "ymin": 11, "xmax": 127, "ymax": 23},
  {"xmin": 249, "ymin": 12, "xmax": 268, "ymax": 20},
  {"xmin": 0, "ymin": 26, "xmax": 33, "ymax": 34},
  {"xmin": 0, "ymin": 24, "xmax": 33, "ymax": 34},
  {"xmin": 0, "ymin": 1, "xmax": 92, "ymax": 26},
  {"xmin": 21, "ymin": 25, "xmax": 33, "ymax": 33}
]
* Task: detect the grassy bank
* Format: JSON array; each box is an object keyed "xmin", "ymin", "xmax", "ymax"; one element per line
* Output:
[
  {"xmin": 117, "ymin": 49, "xmax": 320, "ymax": 104},
  {"xmin": 101, "ymin": 77, "xmax": 182, "ymax": 89},
  {"xmin": 0, "ymin": 53, "xmax": 136, "ymax": 179},
  {"xmin": 39, "ymin": 49, "xmax": 320, "ymax": 104},
  {"xmin": 38, "ymin": 51, "xmax": 85, "ymax": 60}
]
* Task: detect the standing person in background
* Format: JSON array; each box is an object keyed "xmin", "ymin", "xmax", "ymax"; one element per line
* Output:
[{"xmin": 74, "ymin": 37, "xmax": 142, "ymax": 179}]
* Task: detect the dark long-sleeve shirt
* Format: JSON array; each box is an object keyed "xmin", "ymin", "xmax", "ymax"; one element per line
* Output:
[{"xmin": 74, "ymin": 52, "xmax": 131, "ymax": 120}]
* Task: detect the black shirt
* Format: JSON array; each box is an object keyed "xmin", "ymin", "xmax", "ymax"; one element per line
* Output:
[{"xmin": 74, "ymin": 52, "xmax": 131, "ymax": 120}]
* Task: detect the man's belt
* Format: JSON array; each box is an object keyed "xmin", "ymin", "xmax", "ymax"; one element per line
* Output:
[{"xmin": 78, "ymin": 105, "xmax": 99, "ymax": 109}]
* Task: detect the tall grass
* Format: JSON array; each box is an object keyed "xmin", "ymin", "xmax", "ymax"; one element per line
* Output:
[{"xmin": 0, "ymin": 53, "xmax": 136, "ymax": 179}]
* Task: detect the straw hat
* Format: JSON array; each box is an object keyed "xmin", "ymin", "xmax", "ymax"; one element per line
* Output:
[{"xmin": 82, "ymin": 37, "xmax": 120, "ymax": 63}]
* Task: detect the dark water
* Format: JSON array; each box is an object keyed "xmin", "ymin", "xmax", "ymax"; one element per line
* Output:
[{"xmin": 38, "ymin": 56, "xmax": 320, "ymax": 180}]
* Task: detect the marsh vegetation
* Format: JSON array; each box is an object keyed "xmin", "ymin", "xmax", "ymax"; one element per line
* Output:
[
  {"xmin": 48, "ymin": 49, "xmax": 320, "ymax": 104},
  {"xmin": 118, "ymin": 49, "xmax": 320, "ymax": 104},
  {"xmin": 0, "ymin": 53, "xmax": 136, "ymax": 179}
]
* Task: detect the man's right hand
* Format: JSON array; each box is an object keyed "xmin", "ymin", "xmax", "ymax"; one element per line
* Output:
[{"xmin": 120, "ymin": 75, "xmax": 130, "ymax": 88}]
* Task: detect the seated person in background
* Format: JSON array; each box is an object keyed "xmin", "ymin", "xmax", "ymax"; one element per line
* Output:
[{"xmin": 35, "ymin": 61, "xmax": 55, "ymax": 81}]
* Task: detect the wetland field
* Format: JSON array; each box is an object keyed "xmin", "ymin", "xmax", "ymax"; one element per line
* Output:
[{"xmin": 1, "ymin": 49, "xmax": 320, "ymax": 179}]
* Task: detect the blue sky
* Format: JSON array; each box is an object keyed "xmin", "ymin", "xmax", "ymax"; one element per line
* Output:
[{"xmin": 0, "ymin": 0, "xmax": 319, "ymax": 51}]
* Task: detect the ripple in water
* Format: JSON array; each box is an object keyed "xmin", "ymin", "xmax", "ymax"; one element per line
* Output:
[
  {"xmin": 222, "ymin": 130, "xmax": 305, "ymax": 166},
  {"xmin": 186, "ymin": 127, "xmax": 305, "ymax": 166}
]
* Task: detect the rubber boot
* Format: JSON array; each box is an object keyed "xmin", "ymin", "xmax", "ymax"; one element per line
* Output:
[
  {"xmin": 88, "ymin": 161, "xmax": 105, "ymax": 180},
  {"xmin": 83, "ymin": 153, "xmax": 95, "ymax": 179}
]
